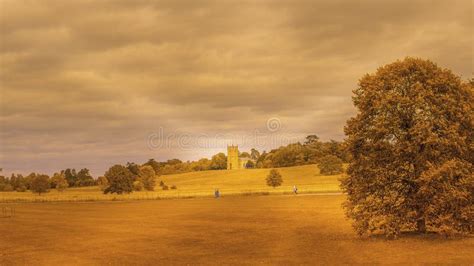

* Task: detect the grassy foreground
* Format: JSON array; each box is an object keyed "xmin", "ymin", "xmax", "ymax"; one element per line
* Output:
[
  {"xmin": 0, "ymin": 165, "xmax": 341, "ymax": 202},
  {"xmin": 1, "ymin": 195, "xmax": 472, "ymax": 265}
]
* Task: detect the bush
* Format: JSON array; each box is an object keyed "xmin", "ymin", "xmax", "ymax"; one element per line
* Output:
[
  {"xmin": 170, "ymin": 185, "xmax": 177, "ymax": 190},
  {"xmin": 318, "ymin": 155, "xmax": 344, "ymax": 175},
  {"xmin": 162, "ymin": 185, "xmax": 169, "ymax": 190},
  {"xmin": 266, "ymin": 169, "xmax": 283, "ymax": 188},
  {"xmin": 159, "ymin": 180, "xmax": 165, "ymax": 187}
]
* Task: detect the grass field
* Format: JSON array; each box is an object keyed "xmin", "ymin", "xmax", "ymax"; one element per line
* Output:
[
  {"xmin": 0, "ymin": 165, "xmax": 341, "ymax": 202},
  {"xmin": 1, "ymin": 194, "xmax": 472, "ymax": 265}
]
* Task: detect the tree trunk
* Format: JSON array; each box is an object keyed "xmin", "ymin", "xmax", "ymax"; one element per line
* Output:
[{"xmin": 417, "ymin": 218, "xmax": 426, "ymax": 233}]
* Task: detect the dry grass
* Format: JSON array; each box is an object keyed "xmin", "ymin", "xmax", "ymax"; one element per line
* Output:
[
  {"xmin": 0, "ymin": 164, "xmax": 341, "ymax": 202},
  {"xmin": 0, "ymin": 194, "xmax": 472, "ymax": 265}
]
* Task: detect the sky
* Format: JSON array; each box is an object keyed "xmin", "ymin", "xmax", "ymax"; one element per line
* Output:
[{"xmin": 0, "ymin": 0, "xmax": 472, "ymax": 176}]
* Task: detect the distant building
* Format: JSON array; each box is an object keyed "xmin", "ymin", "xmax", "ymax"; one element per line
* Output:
[{"xmin": 227, "ymin": 145, "xmax": 254, "ymax": 170}]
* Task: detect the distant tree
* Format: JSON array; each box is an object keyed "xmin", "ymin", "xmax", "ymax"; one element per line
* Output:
[
  {"xmin": 15, "ymin": 175, "xmax": 27, "ymax": 192},
  {"xmin": 138, "ymin": 165, "xmax": 156, "ymax": 191},
  {"xmin": 304, "ymin": 134, "xmax": 324, "ymax": 163},
  {"xmin": 250, "ymin": 148, "xmax": 261, "ymax": 161},
  {"xmin": 166, "ymin": 159, "xmax": 182, "ymax": 165},
  {"xmin": 342, "ymin": 58, "xmax": 473, "ymax": 237},
  {"xmin": 3, "ymin": 183, "xmax": 13, "ymax": 192},
  {"xmin": 271, "ymin": 143, "xmax": 307, "ymax": 167},
  {"xmin": 51, "ymin": 172, "xmax": 68, "ymax": 191},
  {"xmin": 245, "ymin": 160, "xmax": 255, "ymax": 168},
  {"xmin": 30, "ymin": 174, "xmax": 50, "ymax": 195},
  {"xmin": 240, "ymin": 152, "xmax": 250, "ymax": 158},
  {"xmin": 97, "ymin": 176, "xmax": 109, "ymax": 191},
  {"xmin": 210, "ymin": 153, "xmax": 227, "ymax": 170},
  {"xmin": 143, "ymin": 159, "xmax": 161, "ymax": 174},
  {"xmin": 103, "ymin": 165, "xmax": 134, "ymax": 194},
  {"xmin": 192, "ymin": 158, "xmax": 211, "ymax": 171},
  {"xmin": 64, "ymin": 168, "xmax": 77, "ymax": 187},
  {"xmin": 266, "ymin": 169, "xmax": 283, "ymax": 188},
  {"xmin": 126, "ymin": 162, "xmax": 141, "ymax": 176},
  {"xmin": 318, "ymin": 155, "xmax": 344, "ymax": 175},
  {"xmin": 133, "ymin": 180, "xmax": 144, "ymax": 191},
  {"xmin": 75, "ymin": 168, "xmax": 95, "ymax": 187}
]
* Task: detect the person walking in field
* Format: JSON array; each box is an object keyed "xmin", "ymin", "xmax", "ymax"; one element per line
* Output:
[
  {"xmin": 214, "ymin": 188, "xmax": 220, "ymax": 198},
  {"xmin": 293, "ymin": 185, "xmax": 298, "ymax": 194}
]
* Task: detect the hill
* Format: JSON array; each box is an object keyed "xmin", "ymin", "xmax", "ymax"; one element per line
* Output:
[
  {"xmin": 161, "ymin": 164, "xmax": 341, "ymax": 196},
  {"xmin": 0, "ymin": 164, "xmax": 342, "ymax": 202}
]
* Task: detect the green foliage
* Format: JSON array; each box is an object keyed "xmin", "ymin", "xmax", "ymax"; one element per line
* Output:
[
  {"xmin": 97, "ymin": 176, "xmax": 109, "ymax": 191},
  {"xmin": 30, "ymin": 174, "xmax": 50, "ymax": 195},
  {"xmin": 133, "ymin": 180, "xmax": 144, "ymax": 191},
  {"xmin": 143, "ymin": 159, "xmax": 161, "ymax": 174},
  {"xmin": 75, "ymin": 168, "xmax": 95, "ymax": 187},
  {"xmin": 210, "ymin": 153, "xmax": 227, "ymax": 170},
  {"xmin": 271, "ymin": 143, "xmax": 307, "ymax": 167},
  {"xmin": 245, "ymin": 160, "xmax": 255, "ymax": 168},
  {"xmin": 266, "ymin": 169, "xmax": 283, "ymax": 188},
  {"xmin": 127, "ymin": 162, "xmax": 141, "ymax": 176},
  {"xmin": 138, "ymin": 165, "xmax": 156, "ymax": 191},
  {"xmin": 342, "ymin": 57, "xmax": 473, "ymax": 237},
  {"xmin": 51, "ymin": 172, "xmax": 68, "ymax": 191},
  {"xmin": 418, "ymin": 159, "xmax": 474, "ymax": 235},
  {"xmin": 104, "ymin": 165, "xmax": 134, "ymax": 194},
  {"xmin": 318, "ymin": 155, "xmax": 344, "ymax": 175}
]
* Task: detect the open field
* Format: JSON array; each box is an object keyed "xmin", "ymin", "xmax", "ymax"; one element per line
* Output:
[
  {"xmin": 1, "ymin": 194, "xmax": 472, "ymax": 265},
  {"xmin": 0, "ymin": 165, "xmax": 341, "ymax": 202}
]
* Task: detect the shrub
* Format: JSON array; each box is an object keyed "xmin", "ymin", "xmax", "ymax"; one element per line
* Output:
[
  {"xmin": 159, "ymin": 180, "xmax": 165, "ymax": 187},
  {"xmin": 318, "ymin": 155, "xmax": 344, "ymax": 175},
  {"xmin": 266, "ymin": 169, "xmax": 283, "ymax": 188},
  {"xmin": 170, "ymin": 185, "xmax": 177, "ymax": 190},
  {"xmin": 162, "ymin": 185, "xmax": 169, "ymax": 190}
]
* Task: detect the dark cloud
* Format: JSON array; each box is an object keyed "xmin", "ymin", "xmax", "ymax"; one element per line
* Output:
[{"xmin": 0, "ymin": 0, "xmax": 471, "ymax": 175}]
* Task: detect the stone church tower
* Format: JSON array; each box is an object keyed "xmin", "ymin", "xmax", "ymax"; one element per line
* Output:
[{"xmin": 227, "ymin": 145, "xmax": 240, "ymax": 170}]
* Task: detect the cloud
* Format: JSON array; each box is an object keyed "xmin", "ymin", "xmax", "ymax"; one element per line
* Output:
[{"xmin": 0, "ymin": 0, "xmax": 471, "ymax": 175}]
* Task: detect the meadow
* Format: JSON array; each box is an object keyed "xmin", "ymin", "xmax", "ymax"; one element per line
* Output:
[
  {"xmin": 1, "ymin": 195, "xmax": 472, "ymax": 265},
  {"xmin": 0, "ymin": 165, "xmax": 341, "ymax": 202}
]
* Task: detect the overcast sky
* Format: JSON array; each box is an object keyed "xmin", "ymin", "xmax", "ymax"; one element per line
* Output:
[{"xmin": 0, "ymin": 0, "xmax": 472, "ymax": 176}]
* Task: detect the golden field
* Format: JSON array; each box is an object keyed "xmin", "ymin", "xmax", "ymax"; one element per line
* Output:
[
  {"xmin": 1, "ymin": 195, "xmax": 472, "ymax": 265},
  {"xmin": 0, "ymin": 165, "xmax": 340, "ymax": 202}
]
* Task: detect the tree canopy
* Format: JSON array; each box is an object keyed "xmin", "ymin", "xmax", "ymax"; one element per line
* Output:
[{"xmin": 341, "ymin": 57, "xmax": 473, "ymax": 237}]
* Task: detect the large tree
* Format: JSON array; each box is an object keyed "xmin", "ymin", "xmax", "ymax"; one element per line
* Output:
[
  {"xmin": 342, "ymin": 58, "xmax": 473, "ymax": 237},
  {"xmin": 30, "ymin": 174, "xmax": 50, "ymax": 195},
  {"xmin": 104, "ymin": 165, "xmax": 134, "ymax": 194}
]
